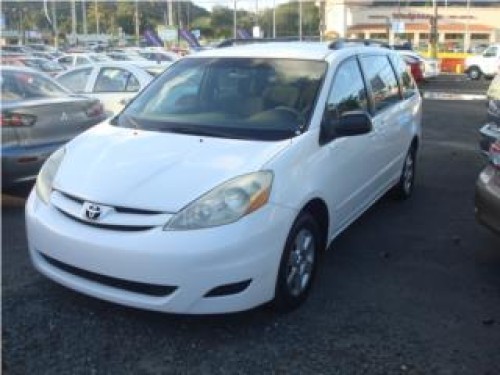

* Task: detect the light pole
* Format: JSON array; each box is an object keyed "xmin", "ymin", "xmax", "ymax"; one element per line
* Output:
[
  {"xmin": 94, "ymin": 0, "xmax": 99, "ymax": 34},
  {"xmin": 464, "ymin": 0, "xmax": 471, "ymax": 52},
  {"xmin": 430, "ymin": 0, "xmax": 438, "ymax": 59},
  {"xmin": 299, "ymin": 0, "xmax": 302, "ymax": 41},
  {"xmin": 135, "ymin": 0, "xmax": 139, "ymax": 45},
  {"xmin": 71, "ymin": 0, "xmax": 77, "ymax": 45},
  {"xmin": 233, "ymin": 0, "xmax": 237, "ymax": 38},
  {"xmin": 82, "ymin": 0, "xmax": 87, "ymax": 36},
  {"xmin": 273, "ymin": 0, "xmax": 276, "ymax": 38}
]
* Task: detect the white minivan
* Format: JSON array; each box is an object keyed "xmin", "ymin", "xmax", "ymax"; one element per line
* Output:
[{"xmin": 26, "ymin": 41, "xmax": 422, "ymax": 314}]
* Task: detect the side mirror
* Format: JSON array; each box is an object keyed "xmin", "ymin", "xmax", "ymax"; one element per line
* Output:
[{"xmin": 320, "ymin": 110, "xmax": 372, "ymax": 143}]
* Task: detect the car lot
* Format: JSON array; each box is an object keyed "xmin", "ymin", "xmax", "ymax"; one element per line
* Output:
[{"xmin": 2, "ymin": 75, "xmax": 500, "ymax": 374}]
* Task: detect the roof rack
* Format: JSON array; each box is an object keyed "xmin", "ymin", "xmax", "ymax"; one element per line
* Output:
[
  {"xmin": 216, "ymin": 36, "xmax": 320, "ymax": 48},
  {"xmin": 328, "ymin": 38, "xmax": 390, "ymax": 50}
]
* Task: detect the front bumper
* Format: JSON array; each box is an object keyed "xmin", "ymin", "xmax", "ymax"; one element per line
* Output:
[
  {"xmin": 26, "ymin": 189, "xmax": 297, "ymax": 314},
  {"xmin": 475, "ymin": 165, "xmax": 500, "ymax": 236}
]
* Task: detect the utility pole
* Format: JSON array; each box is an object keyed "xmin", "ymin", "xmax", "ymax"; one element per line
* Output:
[
  {"xmin": 318, "ymin": 1, "xmax": 325, "ymax": 42},
  {"xmin": 94, "ymin": 0, "xmax": 99, "ymax": 34},
  {"xmin": 82, "ymin": 0, "xmax": 87, "ymax": 36},
  {"xmin": 273, "ymin": 0, "xmax": 276, "ymax": 38},
  {"xmin": 168, "ymin": 0, "xmax": 173, "ymax": 26},
  {"xmin": 430, "ymin": 0, "xmax": 438, "ymax": 59},
  {"xmin": 299, "ymin": 0, "xmax": 302, "ymax": 41},
  {"xmin": 71, "ymin": 0, "xmax": 77, "ymax": 45},
  {"xmin": 135, "ymin": 0, "xmax": 139, "ymax": 45},
  {"xmin": 51, "ymin": 0, "xmax": 58, "ymax": 48},
  {"xmin": 233, "ymin": 0, "xmax": 237, "ymax": 38},
  {"xmin": 465, "ymin": 0, "xmax": 470, "ymax": 52}
]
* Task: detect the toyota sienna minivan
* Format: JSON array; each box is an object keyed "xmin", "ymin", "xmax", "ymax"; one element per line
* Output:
[{"xmin": 26, "ymin": 41, "xmax": 422, "ymax": 314}]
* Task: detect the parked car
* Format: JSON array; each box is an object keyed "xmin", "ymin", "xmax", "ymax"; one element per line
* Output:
[
  {"xmin": 1, "ymin": 66, "xmax": 106, "ymax": 188},
  {"xmin": 1, "ymin": 44, "xmax": 33, "ymax": 55},
  {"xmin": 1, "ymin": 56, "xmax": 66, "ymax": 76},
  {"xmin": 106, "ymin": 51, "xmax": 148, "ymax": 62},
  {"xmin": 479, "ymin": 74, "xmax": 500, "ymax": 154},
  {"xmin": 396, "ymin": 51, "xmax": 440, "ymax": 81},
  {"xmin": 26, "ymin": 41, "xmax": 422, "ymax": 314},
  {"xmin": 137, "ymin": 50, "xmax": 179, "ymax": 63},
  {"xmin": 400, "ymin": 53, "xmax": 425, "ymax": 83},
  {"xmin": 55, "ymin": 53, "xmax": 112, "ymax": 68},
  {"xmin": 55, "ymin": 62, "xmax": 154, "ymax": 116},
  {"xmin": 475, "ymin": 140, "xmax": 500, "ymax": 235},
  {"xmin": 465, "ymin": 44, "xmax": 500, "ymax": 80}
]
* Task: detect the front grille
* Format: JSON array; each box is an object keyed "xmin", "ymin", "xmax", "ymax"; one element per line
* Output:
[
  {"xmin": 39, "ymin": 252, "xmax": 177, "ymax": 297},
  {"xmin": 56, "ymin": 208, "xmax": 155, "ymax": 231},
  {"xmin": 51, "ymin": 189, "xmax": 171, "ymax": 231},
  {"xmin": 57, "ymin": 190, "xmax": 163, "ymax": 215}
]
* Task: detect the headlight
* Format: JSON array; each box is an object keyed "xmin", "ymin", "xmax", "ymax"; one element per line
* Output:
[
  {"xmin": 165, "ymin": 171, "xmax": 273, "ymax": 230},
  {"xmin": 36, "ymin": 148, "xmax": 65, "ymax": 204}
]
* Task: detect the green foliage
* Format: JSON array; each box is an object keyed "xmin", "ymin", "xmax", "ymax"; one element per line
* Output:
[{"xmin": 1, "ymin": 0, "xmax": 320, "ymax": 43}]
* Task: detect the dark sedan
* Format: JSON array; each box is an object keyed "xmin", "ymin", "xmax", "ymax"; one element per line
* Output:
[
  {"xmin": 1, "ymin": 66, "xmax": 106, "ymax": 188},
  {"xmin": 476, "ymin": 140, "xmax": 500, "ymax": 236},
  {"xmin": 479, "ymin": 75, "xmax": 500, "ymax": 154}
]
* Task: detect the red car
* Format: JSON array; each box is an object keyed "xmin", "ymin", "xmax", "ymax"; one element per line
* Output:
[{"xmin": 401, "ymin": 54, "xmax": 425, "ymax": 83}]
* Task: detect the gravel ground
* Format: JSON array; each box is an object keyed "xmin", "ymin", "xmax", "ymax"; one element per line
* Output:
[{"xmin": 2, "ymin": 77, "xmax": 500, "ymax": 374}]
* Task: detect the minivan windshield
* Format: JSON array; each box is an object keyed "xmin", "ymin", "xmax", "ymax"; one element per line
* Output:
[{"xmin": 118, "ymin": 57, "xmax": 327, "ymax": 141}]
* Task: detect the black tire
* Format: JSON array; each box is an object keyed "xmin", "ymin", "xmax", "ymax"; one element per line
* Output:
[
  {"xmin": 392, "ymin": 145, "xmax": 417, "ymax": 200},
  {"xmin": 468, "ymin": 66, "xmax": 481, "ymax": 80},
  {"xmin": 273, "ymin": 212, "xmax": 321, "ymax": 312}
]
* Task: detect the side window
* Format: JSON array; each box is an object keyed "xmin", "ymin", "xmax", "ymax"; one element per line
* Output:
[
  {"xmin": 125, "ymin": 73, "xmax": 140, "ymax": 92},
  {"xmin": 76, "ymin": 56, "xmax": 89, "ymax": 65},
  {"xmin": 94, "ymin": 68, "xmax": 130, "ymax": 92},
  {"xmin": 391, "ymin": 54, "xmax": 417, "ymax": 99},
  {"xmin": 57, "ymin": 68, "xmax": 92, "ymax": 93},
  {"xmin": 360, "ymin": 55, "xmax": 401, "ymax": 113},
  {"xmin": 483, "ymin": 46, "xmax": 497, "ymax": 57},
  {"xmin": 58, "ymin": 56, "xmax": 73, "ymax": 66},
  {"xmin": 326, "ymin": 58, "xmax": 368, "ymax": 119}
]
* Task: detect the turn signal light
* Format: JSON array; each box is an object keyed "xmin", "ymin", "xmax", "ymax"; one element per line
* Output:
[{"xmin": 0, "ymin": 112, "xmax": 36, "ymax": 127}]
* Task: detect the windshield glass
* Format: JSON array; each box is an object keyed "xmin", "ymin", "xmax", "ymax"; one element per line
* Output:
[
  {"xmin": 90, "ymin": 54, "xmax": 110, "ymax": 62},
  {"xmin": 118, "ymin": 57, "xmax": 326, "ymax": 141},
  {"xmin": 1, "ymin": 70, "xmax": 70, "ymax": 101}
]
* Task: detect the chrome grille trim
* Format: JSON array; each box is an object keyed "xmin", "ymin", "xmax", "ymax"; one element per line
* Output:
[{"xmin": 50, "ymin": 189, "xmax": 173, "ymax": 229}]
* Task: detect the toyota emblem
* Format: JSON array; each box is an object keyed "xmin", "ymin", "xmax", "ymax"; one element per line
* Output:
[{"xmin": 83, "ymin": 203, "xmax": 102, "ymax": 220}]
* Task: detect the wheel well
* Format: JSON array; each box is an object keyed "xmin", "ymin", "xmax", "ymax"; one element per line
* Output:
[{"xmin": 301, "ymin": 199, "xmax": 329, "ymax": 252}]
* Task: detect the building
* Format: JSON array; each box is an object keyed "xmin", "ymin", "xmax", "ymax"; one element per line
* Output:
[{"xmin": 325, "ymin": 0, "xmax": 500, "ymax": 51}]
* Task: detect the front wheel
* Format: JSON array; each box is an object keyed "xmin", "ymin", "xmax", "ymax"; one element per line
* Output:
[
  {"xmin": 273, "ymin": 212, "xmax": 321, "ymax": 312},
  {"xmin": 468, "ymin": 66, "xmax": 481, "ymax": 80},
  {"xmin": 392, "ymin": 145, "xmax": 417, "ymax": 200}
]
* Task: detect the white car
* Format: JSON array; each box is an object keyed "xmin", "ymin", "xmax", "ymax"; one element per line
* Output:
[
  {"xmin": 399, "ymin": 50, "xmax": 441, "ymax": 80},
  {"xmin": 55, "ymin": 62, "xmax": 154, "ymax": 116},
  {"xmin": 26, "ymin": 41, "xmax": 422, "ymax": 314},
  {"xmin": 55, "ymin": 53, "xmax": 112, "ymax": 68},
  {"xmin": 465, "ymin": 44, "xmax": 500, "ymax": 80}
]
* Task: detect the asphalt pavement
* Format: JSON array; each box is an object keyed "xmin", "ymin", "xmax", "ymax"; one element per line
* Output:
[{"xmin": 2, "ymin": 76, "xmax": 500, "ymax": 374}]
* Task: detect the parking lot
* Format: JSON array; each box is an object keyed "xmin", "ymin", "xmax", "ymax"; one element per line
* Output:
[{"xmin": 2, "ymin": 75, "xmax": 500, "ymax": 374}]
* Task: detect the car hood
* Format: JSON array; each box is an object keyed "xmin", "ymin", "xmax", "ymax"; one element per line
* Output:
[{"xmin": 54, "ymin": 124, "xmax": 291, "ymax": 212}]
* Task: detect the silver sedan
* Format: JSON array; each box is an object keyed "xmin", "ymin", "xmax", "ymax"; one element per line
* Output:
[{"xmin": 55, "ymin": 62, "xmax": 157, "ymax": 116}]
